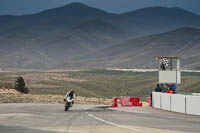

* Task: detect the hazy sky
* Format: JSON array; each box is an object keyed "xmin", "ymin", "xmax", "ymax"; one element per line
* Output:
[{"xmin": 0, "ymin": 0, "xmax": 200, "ymax": 15}]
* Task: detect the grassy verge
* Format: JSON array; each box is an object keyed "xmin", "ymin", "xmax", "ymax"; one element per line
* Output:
[{"xmin": 1, "ymin": 69, "xmax": 200, "ymax": 101}]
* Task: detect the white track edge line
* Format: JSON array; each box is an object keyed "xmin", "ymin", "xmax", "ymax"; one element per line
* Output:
[
  {"xmin": 85, "ymin": 112, "xmax": 147, "ymax": 133},
  {"xmin": 109, "ymin": 108, "xmax": 151, "ymax": 114}
]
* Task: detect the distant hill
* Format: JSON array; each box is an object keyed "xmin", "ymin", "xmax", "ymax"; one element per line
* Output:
[
  {"xmin": 121, "ymin": 6, "xmax": 200, "ymax": 34},
  {"xmin": 61, "ymin": 27, "xmax": 200, "ymax": 69},
  {"xmin": 0, "ymin": 2, "xmax": 200, "ymax": 69}
]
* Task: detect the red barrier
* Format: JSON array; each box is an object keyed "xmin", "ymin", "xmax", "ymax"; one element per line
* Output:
[
  {"xmin": 119, "ymin": 97, "xmax": 132, "ymax": 106},
  {"xmin": 135, "ymin": 102, "xmax": 142, "ymax": 106},
  {"xmin": 111, "ymin": 97, "xmax": 118, "ymax": 107},
  {"xmin": 130, "ymin": 97, "xmax": 142, "ymax": 106},
  {"xmin": 119, "ymin": 96, "xmax": 142, "ymax": 107},
  {"xmin": 130, "ymin": 97, "xmax": 138, "ymax": 106},
  {"xmin": 146, "ymin": 97, "xmax": 151, "ymax": 107}
]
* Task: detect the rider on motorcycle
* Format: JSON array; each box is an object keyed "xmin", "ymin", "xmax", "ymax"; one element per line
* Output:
[{"xmin": 65, "ymin": 89, "xmax": 75, "ymax": 107}]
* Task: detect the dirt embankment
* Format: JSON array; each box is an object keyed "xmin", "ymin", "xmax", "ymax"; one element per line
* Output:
[
  {"xmin": 0, "ymin": 89, "xmax": 112, "ymax": 105},
  {"xmin": 0, "ymin": 89, "xmax": 148, "ymax": 106}
]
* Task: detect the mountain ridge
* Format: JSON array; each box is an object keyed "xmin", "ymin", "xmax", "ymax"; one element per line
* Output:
[
  {"xmin": 60, "ymin": 27, "xmax": 200, "ymax": 69},
  {"xmin": 1, "ymin": 2, "xmax": 200, "ymax": 69}
]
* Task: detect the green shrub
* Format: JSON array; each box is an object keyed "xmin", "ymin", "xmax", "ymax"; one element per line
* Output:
[{"xmin": 14, "ymin": 76, "xmax": 29, "ymax": 94}]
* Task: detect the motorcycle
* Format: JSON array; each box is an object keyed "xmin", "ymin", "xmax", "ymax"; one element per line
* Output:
[{"xmin": 64, "ymin": 96, "xmax": 74, "ymax": 111}]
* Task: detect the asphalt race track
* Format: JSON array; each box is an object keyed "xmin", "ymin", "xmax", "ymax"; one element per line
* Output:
[{"xmin": 0, "ymin": 104, "xmax": 200, "ymax": 133}]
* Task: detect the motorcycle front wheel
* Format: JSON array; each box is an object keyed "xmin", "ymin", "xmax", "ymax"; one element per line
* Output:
[{"xmin": 65, "ymin": 103, "xmax": 70, "ymax": 111}]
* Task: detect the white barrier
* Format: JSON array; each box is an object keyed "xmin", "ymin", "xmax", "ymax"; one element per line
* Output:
[
  {"xmin": 152, "ymin": 92, "xmax": 161, "ymax": 109},
  {"xmin": 186, "ymin": 95, "xmax": 200, "ymax": 115},
  {"xmin": 171, "ymin": 94, "xmax": 186, "ymax": 114},
  {"xmin": 161, "ymin": 93, "xmax": 171, "ymax": 111},
  {"xmin": 152, "ymin": 92, "xmax": 200, "ymax": 115},
  {"xmin": 192, "ymin": 93, "xmax": 200, "ymax": 96}
]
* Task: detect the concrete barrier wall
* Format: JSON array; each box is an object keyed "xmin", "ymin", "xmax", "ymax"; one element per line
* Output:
[
  {"xmin": 161, "ymin": 93, "xmax": 171, "ymax": 111},
  {"xmin": 171, "ymin": 94, "xmax": 186, "ymax": 114},
  {"xmin": 186, "ymin": 95, "xmax": 200, "ymax": 115},
  {"xmin": 152, "ymin": 92, "xmax": 161, "ymax": 109},
  {"xmin": 152, "ymin": 92, "xmax": 200, "ymax": 115}
]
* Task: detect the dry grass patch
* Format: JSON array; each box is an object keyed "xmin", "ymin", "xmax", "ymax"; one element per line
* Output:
[{"xmin": 0, "ymin": 93, "xmax": 112, "ymax": 105}]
